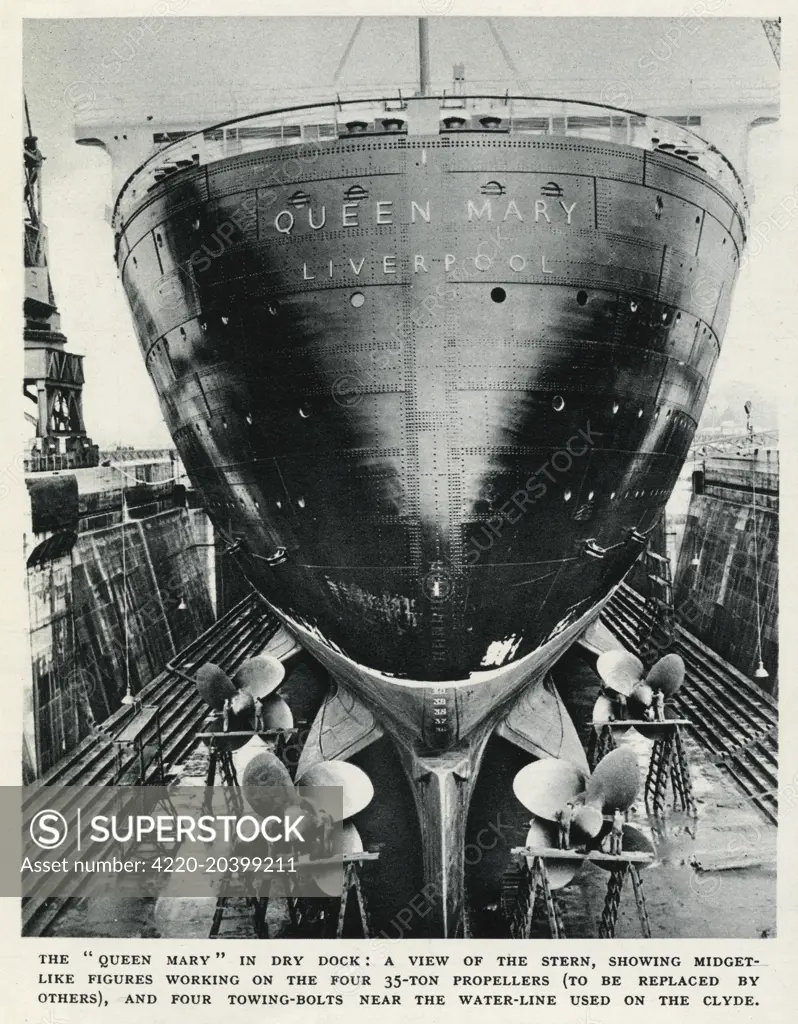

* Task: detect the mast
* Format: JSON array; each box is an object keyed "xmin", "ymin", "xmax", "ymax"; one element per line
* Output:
[{"xmin": 418, "ymin": 17, "xmax": 431, "ymax": 96}]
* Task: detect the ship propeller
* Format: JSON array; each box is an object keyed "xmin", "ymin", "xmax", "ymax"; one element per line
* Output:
[
  {"xmin": 636, "ymin": 653, "xmax": 686, "ymax": 738},
  {"xmin": 296, "ymin": 760, "xmax": 374, "ymax": 822},
  {"xmin": 194, "ymin": 662, "xmax": 236, "ymax": 710},
  {"xmin": 293, "ymin": 762, "xmax": 374, "ymax": 896},
  {"xmin": 596, "ymin": 650, "xmax": 684, "ymax": 733},
  {"xmin": 234, "ymin": 654, "xmax": 286, "ymax": 700},
  {"xmin": 512, "ymin": 746, "xmax": 643, "ymax": 887}
]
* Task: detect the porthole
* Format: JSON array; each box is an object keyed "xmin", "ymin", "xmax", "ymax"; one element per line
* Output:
[
  {"xmin": 276, "ymin": 500, "xmax": 282, "ymax": 510},
  {"xmin": 245, "ymin": 413, "xmax": 253, "ymax": 425},
  {"xmin": 638, "ymin": 408, "xmax": 643, "ymax": 418},
  {"xmin": 610, "ymin": 491, "xmax": 616, "ymax": 500},
  {"xmin": 297, "ymin": 497, "xmax": 306, "ymax": 509},
  {"xmin": 564, "ymin": 490, "xmax": 572, "ymax": 502},
  {"xmin": 491, "ymin": 287, "xmax": 506, "ymax": 303},
  {"xmin": 576, "ymin": 289, "xmax": 588, "ymax": 306},
  {"xmin": 588, "ymin": 491, "xmax": 594, "ymax": 500},
  {"xmin": 299, "ymin": 405, "xmax": 311, "ymax": 419},
  {"xmin": 350, "ymin": 292, "xmax": 365, "ymax": 308},
  {"xmin": 630, "ymin": 300, "xmax": 638, "ymax": 312},
  {"xmin": 612, "ymin": 402, "xmax": 619, "ymax": 415},
  {"xmin": 552, "ymin": 395, "xmax": 565, "ymax": 412}
]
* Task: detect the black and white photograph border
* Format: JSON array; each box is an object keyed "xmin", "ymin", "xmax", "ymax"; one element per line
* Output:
[{"xmin": 11, "ymin": 4, "xmax": 783, "ymax": 941}]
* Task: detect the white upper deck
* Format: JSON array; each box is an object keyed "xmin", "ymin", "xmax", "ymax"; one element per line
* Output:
[{"xmin": 105, "ymin": 93, "xmax": 750, "ymax": 232}]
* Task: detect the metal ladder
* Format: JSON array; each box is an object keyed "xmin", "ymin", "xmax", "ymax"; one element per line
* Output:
[
  {"xmin": 639, "ymin": 547, "xmax": 676, "ymax": 667},
  {"xmin": 599, "ymin": 862, "xmax": 652, "ymax": 939},
  {"xmin": 509, "ymin": 857, "xmax": 567, "ymax": 939},
  {"xmin": 644, "ymin": 722, "xmax": 697, "ymax": 818}
]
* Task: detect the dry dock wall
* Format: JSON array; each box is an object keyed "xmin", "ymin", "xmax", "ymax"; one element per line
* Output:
[
  {"xmin": 672, "ymin": 451, "xmax": 778, "ymax": 691},
  {"xmin": 24, "ymin": 472, "xmax": 219, "ymax": 780}
]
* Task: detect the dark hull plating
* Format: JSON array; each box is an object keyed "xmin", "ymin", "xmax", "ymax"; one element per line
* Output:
[{"xmin": 117, "ymin": 133, "xmax": 742, "ymax": 745}]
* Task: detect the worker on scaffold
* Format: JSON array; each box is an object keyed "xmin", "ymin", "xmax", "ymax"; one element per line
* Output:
[
  {"xmin": 556, "ymin": 802, "xmax": 574, "ymax": 849},
  {"xmin": 609, "ymin": 808, "xmax": 625, "ymax": 855}
]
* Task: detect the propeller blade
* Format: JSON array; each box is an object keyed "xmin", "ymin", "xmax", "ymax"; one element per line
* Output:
[
  {"xmin": 645, "ymin": 653, "xmax": 685, "ymax": 697},
  {"xmin": 512, "ymin": 758, "xmax": 587, "ymax": 820},
  {"xmin": 523, "ymin": 819, "xmax": 581, "ymax": 889},
  {"xmin": 591, "ymin": 694, "xmax": 632, "ymax": 737},
  {"xmin": 596, "ymin": 650, "xmax": 644, "ymax": 697},
  {"xmin": 314, "ymin": 822, "xmax": 363, "ymax": 897},
  {"xmin": 594, "ymin": 824, "xmax": 656, "ymax": 870},
  {"xmin": 584, "ymin": 747, "xmax": 640, "ymax": 813},
  {"xmin": 259, "ymin": 694, "xmax": 294, "ymax": 732},
  {"xmin": 296, "ymin": 760, "xmax": 374, "ymax": 821},
  {"xmin": 241, "ymin": 750, "xmax": 293, "ymax": 789},
  {"xmin": 232, "ymin": 735, "xmax": 277, "ymax": 777},
  {"xmin": 194, "ymin": 662, "xmax": 236, "ymax": 710},
  {"xmin": 241, "ymin": 751, "xmax": 294, "ymax": 816},
  {"xmin": 572, "ymin": 804, "xmax": 603, "ymax": 839},
  {"xmin": 592, "ymin": 694, "xmax": 615, "ymax": 724},
  {"xmin": 234, "ymin": 655, "xmax": 286, "ymax": 699},
  {"xmin": 629, "ymin": 682, "xmax": 654, "ymax": 717}
]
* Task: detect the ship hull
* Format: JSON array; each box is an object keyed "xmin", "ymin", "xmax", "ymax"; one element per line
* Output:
[{"xmin": 117, "ymin": 131, "xmax": 741, "ymax": 733}]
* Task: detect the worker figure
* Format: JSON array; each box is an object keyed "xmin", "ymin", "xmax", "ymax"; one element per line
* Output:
[
  {"xmin": 654, "ymin": 690, "xmax": 666, "ymax": 722},
  {"xmin": 612, "ymin": 693, "xmax": 627, "ymax": 721},
  {"xmin": 556, "ymin": 802, "xmax": 574, "ymax": 849},
  {"xmin": 609, "ymin": 809, "xmax": 625, "ymax": 855},
  {"xmin": 296, "ymin": 797, "xmax": 322, "ymax": 856},
  {"xmin": 316, "ymin": 808, "xmax": 336, "ymax": 859}
]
